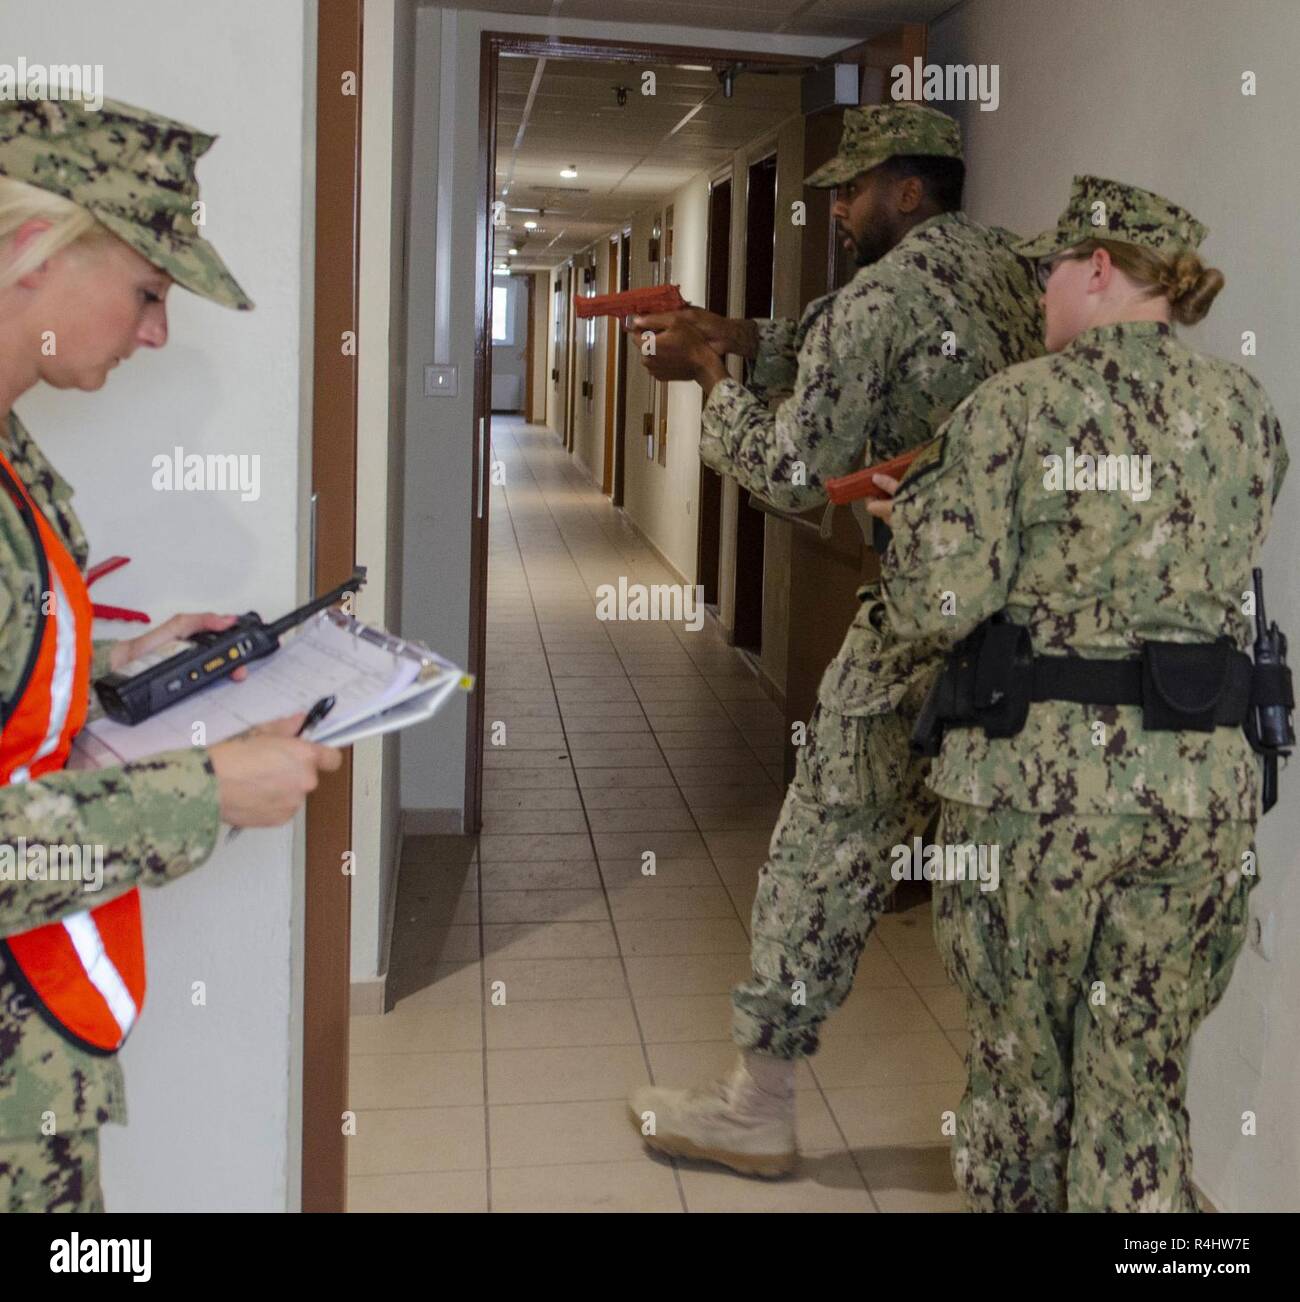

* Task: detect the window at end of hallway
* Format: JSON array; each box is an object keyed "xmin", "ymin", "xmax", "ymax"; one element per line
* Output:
[{"xmin": 492, "ymin": 283, "xmax": 515, "ymax": 344}]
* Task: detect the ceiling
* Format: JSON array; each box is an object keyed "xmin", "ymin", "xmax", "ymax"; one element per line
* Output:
[
  {"xmin": 420, "ymin": 0, "xmax": 954, "ymax": 41},
  {"xmin": 493, "ymin": 57, "xmax": 806, "ymax": 271}
]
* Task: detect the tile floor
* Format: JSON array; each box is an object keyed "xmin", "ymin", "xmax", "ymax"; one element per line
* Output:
[{"xmin": 347, "ymin": 416, "xmax": 968, "ymax": 1213}]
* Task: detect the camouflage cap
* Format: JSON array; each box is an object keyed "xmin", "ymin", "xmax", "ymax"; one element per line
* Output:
[
  {"xmin": 804, "ymin": 103, "xmax": 962, "ymax": 189},
  {"xmin": 1014, "ymin": 175, "xmax": 1208, "ymax": 262},
  {"xmin": 0, "ymin": 96, "xmax": 252, "ymax": 309}
]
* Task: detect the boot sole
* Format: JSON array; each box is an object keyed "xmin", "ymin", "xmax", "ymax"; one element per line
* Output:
[{"xmin": 628, "ymin": 1105, "xmax": 796, "ymax": 1179}]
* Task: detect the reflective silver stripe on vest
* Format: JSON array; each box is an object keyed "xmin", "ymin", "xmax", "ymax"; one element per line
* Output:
[
  {"xmin": 31, "ymin": 568, "xmax": 77, "ymax": 768},
  {"xmin": 61, "ymin": 911, "xmax": 138, "ymax": 1039}
]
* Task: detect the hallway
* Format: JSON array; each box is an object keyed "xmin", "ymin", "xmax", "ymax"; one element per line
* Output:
[{"xmin": 347, "ymin": 416, "xmax": 968, "ymax": 1213}]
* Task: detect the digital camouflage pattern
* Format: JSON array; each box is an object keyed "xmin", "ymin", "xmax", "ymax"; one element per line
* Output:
[
  {"xmin": 935, "ymin": 800, "xmax": 1254, "ymax": 1212},
  {"xmin": 701, "ymin": 210, "xmax": 1040, "ymax": 1058},
  {"xmin": 0, "ymin": 96, "xmax": 252, "ymax": 309},
  {"xmin": 804, "ymin": 102, "xmax": 962, "ymax": 189},
  {"xmin": 881, "ymin": 271, "xmax": 1286, "ymax": 1209},
  {"xmin": 1016, "ymin": 173, "xmax": 1208, "ymax": 262},
  {"xmin": 882, "ymin": 320, "xmax": 1289, "ymax": 819},
  {"xmin": 700, "ymin": 210, "xmax": 1044, "ymax": 717},
  {"xmin": 0, "ymin": 413, "xmax": 222, "ymax": 1161},
  {"xmin": 732, "ymin": 697, "xmax": 933, "ymax": 1057},
  {"xmin": 0, "ymin": 1128, "xmax": 103, "ymax": 1212}
]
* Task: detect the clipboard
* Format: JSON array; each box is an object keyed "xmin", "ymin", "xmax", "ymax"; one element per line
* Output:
[{"xmin": 74, "ymin": 608, "xmax": 473, "ymax": 767}]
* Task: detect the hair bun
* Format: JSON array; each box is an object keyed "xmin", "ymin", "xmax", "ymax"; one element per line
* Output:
[{"xmin": 1163, "ymin": 251, "xmax": 1224, "ymax": 325}]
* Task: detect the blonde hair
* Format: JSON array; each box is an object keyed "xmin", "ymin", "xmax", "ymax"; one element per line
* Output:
[
  {"xmin": 1071, "ymin": 237, "xmax": 1225, "ymax": 326},
  {"xmin": 0, "ymin": 175, "xmax": 114, "ymax": 292}
]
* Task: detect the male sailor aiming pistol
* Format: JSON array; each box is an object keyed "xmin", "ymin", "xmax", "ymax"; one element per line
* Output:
[{"xmin": 623, "ymin": 103, "xmax": 1042, "ymax": 1176}]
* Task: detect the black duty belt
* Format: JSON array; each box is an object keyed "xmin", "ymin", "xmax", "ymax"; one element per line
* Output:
[{"xmin": 1029, "ymin": 648, "xmax": 1255, "ymax": 726}]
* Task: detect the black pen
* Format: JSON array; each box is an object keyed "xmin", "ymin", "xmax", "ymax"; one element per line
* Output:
[
  {"xmin": 225, "ymin": 695, "xmax": 338, "ymax": 846},
  {"xmin": 297, "ymin": 694, "xmax": 336, "ymax": 738}
]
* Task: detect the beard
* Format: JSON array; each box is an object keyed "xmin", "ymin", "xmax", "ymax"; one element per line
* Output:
[{"xmin": 853, "ymin": 224, "xmax": 897, "ymax": 268}]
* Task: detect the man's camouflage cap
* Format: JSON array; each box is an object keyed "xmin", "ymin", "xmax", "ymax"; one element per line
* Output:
[
  {"xmin": 804, "ymin": 103, "xmax": 962, "ymax": 189},
  {"xmin": 1015, "ymin": 175, "xmax": 1208, "ymax": 262},
  {"xmin": 0, "ymin": 96, "xmax": 252, "ymax": 309}
]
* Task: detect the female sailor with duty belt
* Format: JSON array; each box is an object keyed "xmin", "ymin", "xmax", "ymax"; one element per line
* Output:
[{"xmin": 868, "ymin": 175, "xmax": 1289, "ymax": 1212}]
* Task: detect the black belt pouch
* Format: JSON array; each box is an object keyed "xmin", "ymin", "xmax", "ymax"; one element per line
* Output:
[
  {"xmin": 974, "ymin": 620, "xmax": 1034, "ymax": 738},
  {"xmin": 1141, "ymin": 638, "xmax": 1232, "ymax": 732}
]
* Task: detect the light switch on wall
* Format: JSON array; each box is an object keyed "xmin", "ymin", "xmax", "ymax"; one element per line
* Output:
[{"xmin": 425, "ymin": 364, "xmax": 458, "ymax": 396}]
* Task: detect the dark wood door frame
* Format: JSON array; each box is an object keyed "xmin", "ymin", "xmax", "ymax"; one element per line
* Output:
[
  {"xmin": 697, "ymin": 175, "xmax": 731, "ymax": 606},
  {"xmin": 566, "ymin": 261, "xmax": 579, "ymax": 451},
  {"xmin": 601, "ymin": 238, "xmax": 618, "ymax": 494},
  {"xmin": 732, "ymin": 150, "xmax": 778, "ymax": 654},
  {"xmin": 612, "ymin": 229, "xmax": 630, "ymax": 508},
  {"xmin": 304, "ymin": 0, "xmax": 362, "ymax": 1213}
]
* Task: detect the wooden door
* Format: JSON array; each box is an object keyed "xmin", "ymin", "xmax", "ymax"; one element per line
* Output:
[
  {"xmin": 612, "ymin": 231, "xmax": 631, "ymax": 508},
  {"xmin": 697, "ymin": 177, "xmax": 730, "ymax": 605},
  {"xmin": 782, "ymin": 25, "xmax": 927, "ymax": 780},
  {"xmin": 601, "ymin": 240, "xmax": 618, "ymax": 494},
  {"xmin": 733, "ymin": 153, "xmax": 778, "ymax": 654}
]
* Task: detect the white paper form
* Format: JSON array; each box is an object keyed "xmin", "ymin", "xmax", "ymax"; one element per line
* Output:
[{"xmin": 79, "ymin": 611, "xmax": 466, "ymax": 764}]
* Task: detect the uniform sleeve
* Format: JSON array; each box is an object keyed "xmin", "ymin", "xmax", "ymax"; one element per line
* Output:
[
  {"xmin": 881, "ymin": 376, "xmax": 1026, "ymax": 645},
  {"xmin": 1267, "ymin": 410, "xmax": 1288, "ymax": 502},
  {"xmin": 698, "ymin": 290, "xmax": 893, "ymax": 514},
  {"xmin": 745, "ymin": 318, "xmax": 799, "ymax": 403},
  {"xmin": 0, "ymin": 747, "xmax": 222, "ymax": 937}
]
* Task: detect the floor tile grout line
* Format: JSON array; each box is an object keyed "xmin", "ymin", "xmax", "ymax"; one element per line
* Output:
[
  {"xmin": 511, "ymin": 425, "xmax": 759, "ymax": 939},
  {"xmin": 474, "ymin": 832, "xmax": 494, "ymax": 1212},
  {"xmin": 509, "ymin": 419, "xmax": 872, "ymax": 1200},
  {"xmin": 494, "ymin": 418, "xmax": 691, "ymax": 1212},
  {"xmin": 490, "ymin": 420, "xmax": 914, "ymax": 1202},
  {"xmin": 509, "ymin": 418, "xmax": 885, "ymax": 1202}
]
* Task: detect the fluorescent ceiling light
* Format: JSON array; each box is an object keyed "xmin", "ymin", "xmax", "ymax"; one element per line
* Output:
[
  {"xmin": 508, "ymin": 247, "xmax": 519, "ymax": 255},
  {"xmin": 561, "ymin": 165, "xmax": 578, "ymax": 178},
  {"xmin": 524, "ymin": 220, "xmax": 538, "ymax": 229}
]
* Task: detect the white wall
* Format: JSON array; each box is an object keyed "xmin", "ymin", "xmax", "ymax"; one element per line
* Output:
[
  {"xmin": 618, "ymin": 175, "xmax": 711, "ymax": 581},
  {"xmin": 9, "ymin": 0, "xmax": 315, "ymax": 1210},
  {"xmin": 352, "ymin": 0, "xmax": 414, "ymax": 999},
  {"xmin": 932, "ymin": 0, "xmax": 1300, "ymax": 1212},
  {"xmin": 400, "ymin": 6, "xmax": 847, "ymax": 812}
]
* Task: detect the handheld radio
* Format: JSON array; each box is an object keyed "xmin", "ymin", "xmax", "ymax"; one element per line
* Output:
[
  {"xmin": 1247, "ymin": 567, "xmax": 1294, "ymax": 812},
  {"xmin": 94, "ymin": 568, "xmax": 367, "ymax": 726}
]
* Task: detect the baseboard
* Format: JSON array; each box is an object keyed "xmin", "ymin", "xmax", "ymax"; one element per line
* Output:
[
  {"xmin": 756, "ymin": 662, "xmax": 787, "ymax": 714},
  {"xmin": 350, "ymin": 976, "xmax": 386, "ymax": 1016},
  {"xmin": 351, "ymin": 810, "xmax": 409, "ymax": 1018},
  {"xmin": 617, "ymin": 509, "xmax": 690, "ymax": 587},
  {"xmin": 403, "ymin": 807, "xmax": 464, "ymax": 835}
]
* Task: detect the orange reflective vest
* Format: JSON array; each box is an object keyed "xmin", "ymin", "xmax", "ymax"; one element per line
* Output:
[{"xmin": 0, "ymin": 448, "xmax": 145, "ymax": 1056}]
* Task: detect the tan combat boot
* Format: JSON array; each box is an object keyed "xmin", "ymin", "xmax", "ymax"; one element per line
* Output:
[{"xmin": 628, "ymin": 1050, "xmax": 797, "ymax": 1178}]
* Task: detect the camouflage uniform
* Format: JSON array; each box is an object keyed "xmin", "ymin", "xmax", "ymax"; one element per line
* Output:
[
  {"xmin": 698, "ymin": 104, "xmax": 1042, "ymax": 1057},
  {"xmin": 0, "ymin": 97, "xmax": 251, "ymax": 1211},
  {"xmin": 881, "ymin": 177, "xmax": 1289, "ymax": 1211}
]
